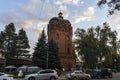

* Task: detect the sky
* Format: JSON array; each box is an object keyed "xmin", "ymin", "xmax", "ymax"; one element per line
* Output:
[{"xmin": 0, "ymin": 0, "xmax": 120, "ymax": 54}]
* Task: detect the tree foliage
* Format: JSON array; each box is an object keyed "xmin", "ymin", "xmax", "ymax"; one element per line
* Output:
[
  {"xmin": 74, "ymin": 22, "xmax": 119, "ymax": 68},
  {"xmin": 32, "ymin": 29, "xmax": 47, "ymax": 68},
  {"xmin": 0, "ymin": 23, "xmax": 17, "ymax": 59},
  {"xmin": 97, "ymin": 0, "xmax": 120, "ymax": 15},
  {"xmin": 48, "ymin": 39, "xmax": 61, "ymax": 69},
  {"xmin": 0, "ymin": 23, "xmax": 30, "ymax": 59},
  {"xmin": 16, "ymin": 28, "xmax": 30, "ymax": 58},
  {"xmin": 32, "ymin": 29, "xmax": 61, "ymax": 69}
]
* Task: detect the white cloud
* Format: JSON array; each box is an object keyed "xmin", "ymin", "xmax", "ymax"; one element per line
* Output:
[
  {"xmin": 110, "ymin": 14, "xmax": 120, "ymax": 23},
  {"xmin": 83, "ymin": 7, "xmax": 95, "ymax": 17},
  {"xmin": 111, "ymin": 24, "xmax": 120, "ymax": 39},
  {"xmin": 74, "ymin": 6, "xmax": 96, "ymax": 24},
  {"xmin": 54, "ymin": 0, "xmax": 84, "ymax": 5},
  {"xmin": 72, "ymin": 0, "xmax": 80, "ymax": 5},
  {"xmin": 0, "ymin": 0, "xmax": 59, "ymax": 32},
  {"xmin": 109, "ymin": 13, "xmax": 120, "ymax": 39},
  {"xmin": 55, "ymin": 0, "xmax": 73, "ymax": 4},
  {"xmin": 55, "ymin": 1, "xmax": 62, "ymax": 5},
  {"xmin": 16, "ymin": 20, "xmax": 33, "ymax": 28}
]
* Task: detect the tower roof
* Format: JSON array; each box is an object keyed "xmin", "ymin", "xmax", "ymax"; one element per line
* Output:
[{"xmin": 49, "ymin": 12, "xmax": 71, "ymax": 24}]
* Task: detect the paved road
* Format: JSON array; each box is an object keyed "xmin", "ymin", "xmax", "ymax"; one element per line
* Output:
[
  {"xmin": 92, "ymin": 72, "xmax": 120, "ymax": 80},
  {"xmin": 14, "ymin": 72, "xmax": 120, "ymax": 80}
]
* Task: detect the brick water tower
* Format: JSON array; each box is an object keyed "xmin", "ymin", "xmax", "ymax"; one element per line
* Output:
[{"xmin": 47, "ymin": 12, "xmax": 75, "ymax": 70}]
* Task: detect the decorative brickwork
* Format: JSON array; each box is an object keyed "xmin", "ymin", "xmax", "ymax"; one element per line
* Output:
[{"xmin": 47, "ymin": 12, "xmax": 75, "ymax": 70}]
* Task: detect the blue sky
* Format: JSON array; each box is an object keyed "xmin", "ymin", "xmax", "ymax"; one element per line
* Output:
[{"xmin": 0, "ymin": 0, "xmax": 120, "ymax": 54}]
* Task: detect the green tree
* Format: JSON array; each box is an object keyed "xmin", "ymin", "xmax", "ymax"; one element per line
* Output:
[
  {"xmin": 75, "ymin": 28, "xmax": 98, "ymax": 68},
  {"xmin": 0, "ymin": 23, "xmax": 17, "ymax": 59},
  {"xmin": 16, "ymin": 28, "xmax": 30, "ymax": 58},
  {"xmin": 72, "ymin": 42, "xmax": 78, "ymax": 62},
  {"xmin": 48, "ymin": 39, "xmax": 61, "ymax": 69},
  {"xmin": 74, "ymin": 22, "xmax": 118, "ymax": 68},
  {"xmin": 96, "ymin": 23, "xmax": 117, "ymax": 67},
  {"xmin": 0, "ymin": 31, "xmax": 6, "ymax": 53},
  {"xmin": 32, "ymin": 29, "xmax": 47, "ymax": 68},
  {"xmin": 97, "ymin": 0, "xmax": 120, "ymax": 15},
  {"xmin": 0, "ymin": 23, "xmax": 30, "ymax": 59}
]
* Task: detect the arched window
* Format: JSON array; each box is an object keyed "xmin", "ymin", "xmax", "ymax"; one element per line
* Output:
[
  {"xmin": 56, "ymin": 33, "xmax": 59, "ymax": 40},
  {"xmin": 67, "ymin": 36, "xmax": 70, "ymax": 41}
]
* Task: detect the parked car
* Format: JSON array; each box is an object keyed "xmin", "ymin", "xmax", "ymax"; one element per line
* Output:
[
  {"xmin": 90, "ymin": 68, "xmax": 112, "ymax": 79},
  {"xmin": 24, "ymin": 69, "xmax": 58, "ymax": 80},
  {"xmin": 112, "ymin": 69, "xmax": 117, "ymax": 73},
  {"xmin": 17, "ymin": 65, "xmax": 40, "ymax": 73},
  {"xmin": 0, "ymin": 72, "xmax": 13, "ymax": 80},
  {"xmin": 65, "ymin": 70, "xmax": 91, "ymax": 80},
  {"xmin": 90, "ymin": 69, "xmax": 101, "ymax": 79}
]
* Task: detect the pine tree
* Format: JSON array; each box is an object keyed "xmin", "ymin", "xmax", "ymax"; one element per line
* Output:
[
  {"xmin": 48, "ymin": 39, "xmax": 61, "ymax": 69},
  {"xmin": 0, "ymin": 23, "xmax": 17, "ymax": 59},
  {"xmin": 32, "ymin": 29, "xmax": 47, "ymax": 68},
  {"xmin": 17, "ymin": 28, "xmax": 30, "ymax": 58},
  {"xmin": 0, "ymin": 31, "xmax": 5, "ymax": 50}
]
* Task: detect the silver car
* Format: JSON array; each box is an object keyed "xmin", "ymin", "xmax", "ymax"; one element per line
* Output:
[
  {"xmin": 65, "ymin": 70, "xmax": 91, "ymax": 80},
  {"xmin": 0, "ymin": 72, "xmax": 13, "ymax": 80},
  {"xmin": 24, "ymin": 69, "xmax": 58, "ymax": 80}
]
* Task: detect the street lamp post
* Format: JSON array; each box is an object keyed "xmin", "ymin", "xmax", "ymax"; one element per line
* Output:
[{"xmin": 114, "ymin": 59, "xmax": 117, "ymax": 69}]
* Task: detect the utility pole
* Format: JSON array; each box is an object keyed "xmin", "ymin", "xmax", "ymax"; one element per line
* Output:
[{"xmin": 46, "ymin": 43, "xmax": 49, "ymax": 69}]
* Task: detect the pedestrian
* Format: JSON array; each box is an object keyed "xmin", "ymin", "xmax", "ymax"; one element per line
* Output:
[{"xmin": 18, "ymin": 70, "xmax": 23, "ymax": 78}]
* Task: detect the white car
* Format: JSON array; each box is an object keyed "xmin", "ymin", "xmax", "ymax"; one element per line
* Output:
[
  {"xmin": 0, "ymin": 72, "xmax": 13, "ymax": 80},
  {"xmin": 24, "ymin": 69, "xmax": 58, "ymax": 80},
  {"xmin": 65, "ymin": 70, "xmax": 91, "ymax": 80}
]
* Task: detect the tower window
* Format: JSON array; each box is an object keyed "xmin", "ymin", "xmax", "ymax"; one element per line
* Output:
[
  {"xmin": 67, "ymin": 48, "xmax": 70, "ymax": 54},
  {"xmin": 67, "ymin": 36, "xmax": 70, "ymax": 41},
  {"xmin": 56, "ymin": 33, "xmax": 59, "ymax": 40}
]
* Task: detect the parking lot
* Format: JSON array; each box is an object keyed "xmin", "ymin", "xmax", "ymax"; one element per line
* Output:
[{"xmin": 14, "ymin": 72, "xmax": 120, "ymax": 80}]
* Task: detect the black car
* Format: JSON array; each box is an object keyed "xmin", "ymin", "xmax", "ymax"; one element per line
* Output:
[
  {"xmin": 91, "ymin": 68, "xmax": 112, "ymax": 79},
  {"xmin": 90, "ymin": 69, "xmax": 101, "ymax": 79}
]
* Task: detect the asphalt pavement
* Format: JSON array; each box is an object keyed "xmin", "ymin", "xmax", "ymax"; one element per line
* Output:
[{"xmin": 14, "ymin": 72, "xmax": 120, "ymax": 80}]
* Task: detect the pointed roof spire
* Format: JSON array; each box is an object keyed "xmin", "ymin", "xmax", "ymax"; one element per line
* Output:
[{"xmin": 58, "ymin": 11, "xmax": 63, "ymax": 19}]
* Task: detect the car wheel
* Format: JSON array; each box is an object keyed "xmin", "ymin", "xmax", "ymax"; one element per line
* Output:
[
  {"xmin": 73, "ymin": 77, "xmax": 77, "ymax": 80},
  {"xmin": 86, "ymin": 76, "xmax": 91, "ymax": 80},
  {"xmin": 29, "ymin": 77, "xmax": 35, "ymax": 80},
  {"xmin": 50, "ymin": 76, "xmax": 56, "ymax": 80},
  {"xmin": 109, "ymin": 74, "xmax": 112, "ymax": 78},
  {"xmin": 97, "ymin": 75, "xmax": 101, "ymax": 79}
]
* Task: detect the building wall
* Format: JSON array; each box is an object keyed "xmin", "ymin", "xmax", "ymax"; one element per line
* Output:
[{"xmin": 47, "ymin": 16, "xmax": 75, "ymax": 70}]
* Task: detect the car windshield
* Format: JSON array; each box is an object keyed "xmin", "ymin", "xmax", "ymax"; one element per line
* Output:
[
  {"xmin": 94, "ymin": 69, "xmax": 101, "ymax": 72},
  {"xmin": 73, "ymin": 71, "xmax": 84, "ymax": 74},
  {"xmin": 0, "ymin": 73, "xmax": 4, "ymax": 76}
]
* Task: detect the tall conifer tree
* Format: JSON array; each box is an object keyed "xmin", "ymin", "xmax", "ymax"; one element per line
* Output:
[
  {"xmin": 48, "ymin": 39, "xmax": 61, "ymax": 69},
  {"xmin": 32, "ymin": 29, "xmax": 47, "ymax": 68},
  {"xmin": 0, "ymin": 23, "xmax": 30, "ymax": 59},
  {"xmin": 0, "ymin": 23, "xmax": 17, "ymax": 59},
  {"xmin": 17, "ymin": 28, "xmax": 30, "ymax": 58}
]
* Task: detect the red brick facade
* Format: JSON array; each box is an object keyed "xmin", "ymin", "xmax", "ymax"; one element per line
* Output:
[{"xmin": 47, "ymin": 12, "xmax": 75, "ymax": 70}]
